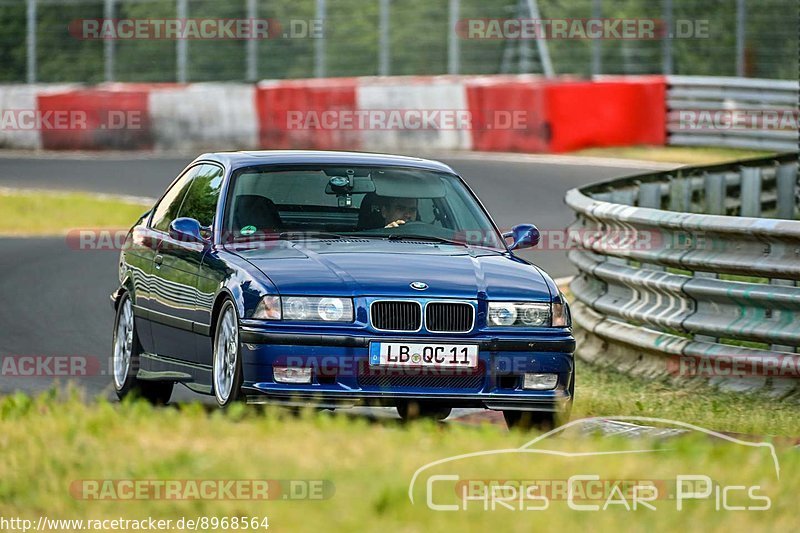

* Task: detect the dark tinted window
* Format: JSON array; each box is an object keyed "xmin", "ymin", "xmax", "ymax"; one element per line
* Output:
[
  {"xmin": 224, "ymin": 166, "xmax": 503, "ymax": 249},
  {"xmin": 151, "ymin": 165, "xmax": 201, "ymax": 233},
  {"xmin": 178, "ymin": 164, "xmax": 224, "ymax": 228}
]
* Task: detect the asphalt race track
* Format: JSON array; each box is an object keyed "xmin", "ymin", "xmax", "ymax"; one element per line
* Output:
[{"xmin": 0, "ymin": 152, "xmax": 673, "ymax": 412}]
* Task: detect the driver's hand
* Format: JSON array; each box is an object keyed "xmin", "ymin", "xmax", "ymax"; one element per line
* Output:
[{"xmin": 385, "ymin": 220, "xmax": 406, "ymax": 228}]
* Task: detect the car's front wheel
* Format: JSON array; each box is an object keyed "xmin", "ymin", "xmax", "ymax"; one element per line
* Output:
[
  {"xmin": 213, "ymin": 300, "xmax": 245, "ymax": 407},
  {"xmin": 397, "ymin": 401, "xmax": 452, "ymax": 421},
  {"xmin": 502, "ymin": 410, "xmax": 560, "ymax": 431},
  {"xmin": 112, "ymin": 292, "xmax": 173, "ymax": 404}
]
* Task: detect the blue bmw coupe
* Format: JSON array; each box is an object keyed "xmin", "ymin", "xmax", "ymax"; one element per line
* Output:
[{"xmin": 111, "ymin": 151, "xmax": 574, "ymax": 427}]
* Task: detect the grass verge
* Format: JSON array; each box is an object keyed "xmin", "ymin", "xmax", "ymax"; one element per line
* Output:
[
  {"xmin": 574, "ymin": 360, "xmax": 800, "ymax": 437},
  {"xmin": 0, "ymin": 390, "xmax": 796, "ymax": 532},
  {"xmin": 0, "ymin": 189, "xmax": 148, "ymax": 236},
  {"xmin": 570, "ymin": 145, "xmax": 775, "ymax": 165}
]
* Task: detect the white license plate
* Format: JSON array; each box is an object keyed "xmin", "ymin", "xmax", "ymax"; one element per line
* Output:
[{"xmin": 369, "ymin": 342, "xmax": 479, "ymax": 368}]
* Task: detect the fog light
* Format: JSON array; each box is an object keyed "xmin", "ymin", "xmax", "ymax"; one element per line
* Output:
[
  {"xmin": 523, "ymin": 373, "xmax": 558, "ymax": 390},
  {"xmin": 274, "ymin": 366, "xmax": 312, "ymax": 384}
]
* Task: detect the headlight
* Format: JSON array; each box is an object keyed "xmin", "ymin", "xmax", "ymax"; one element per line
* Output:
[
  {"xmin": 254, "ymin": 296, "xmax": 354, "ymax": 322},
  {"xmin": 488, "ymin": 302, "xmax": 551, "ymax": 327},
  {"xmin": 487, "ymin": 303, "xmax": 518, "ymax": 326}
]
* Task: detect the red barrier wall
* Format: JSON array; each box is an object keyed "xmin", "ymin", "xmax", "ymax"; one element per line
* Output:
[
  {"xmin": 544, "ymin": 77, "xmax": 666, "ymax": 152},
  {"xmin": 255, "ymin": 79, "xmax": 359, "ymax": 150},
  {"xmin": 465, "ymin": 81, "xmax": 550, "ymax": 153},
  {"xmin": 27, "ymin": 76, "xmax": 665, "ymax": 153},
  {"xmin": 37, "ymin": 89, "xmax": 152, "ymax": 150}
]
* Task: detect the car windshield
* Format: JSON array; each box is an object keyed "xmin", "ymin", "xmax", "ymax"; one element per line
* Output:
[{"xmin": 223, "ymin": 165, "xmax": 505, "ymax": 250}]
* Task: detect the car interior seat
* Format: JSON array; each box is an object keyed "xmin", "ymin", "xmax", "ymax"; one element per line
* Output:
[{"xmin": 232, "ymin": 194, "xmax": 282, "ymax": 234}]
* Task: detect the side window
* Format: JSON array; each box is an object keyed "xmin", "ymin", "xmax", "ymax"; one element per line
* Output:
[
  {"xmin": 150, "ymin": 165, "xmax": 203, "ymax": 233},
  {"xmin": 178, "ymin": 164, "xmax": 225, "ymax": 228}
]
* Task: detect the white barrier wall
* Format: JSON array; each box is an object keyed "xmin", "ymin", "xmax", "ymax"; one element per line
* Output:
[
  {"xmin": 0, "ymin": 84, "xmax": 77, "ymax": 149},
  {"xmin": 149, "ymin": 83, "xmax": 258, "ymax": 151},
  {"xmin": 356, "ymin": 77, "xmax": 472, "ymax": 152}
]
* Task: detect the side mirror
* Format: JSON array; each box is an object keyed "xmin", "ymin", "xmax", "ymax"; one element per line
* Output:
[
  {"xmin": 503, "ymin": 224, "xmax": 540, "ymax": 251},
  {"xmin": 169, "ymin": 217, "xmax": 209, "ymax": 245}
]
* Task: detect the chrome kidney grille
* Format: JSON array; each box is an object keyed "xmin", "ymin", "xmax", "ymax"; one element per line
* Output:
[{"xmin": 371, "ymin": 300, "xmax": 474, "ymax": 333}]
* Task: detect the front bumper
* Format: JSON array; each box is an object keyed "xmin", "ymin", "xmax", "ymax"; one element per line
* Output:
[{"xmin": 238, "ymin": 326, "xmax": 575, "ymax": 412}]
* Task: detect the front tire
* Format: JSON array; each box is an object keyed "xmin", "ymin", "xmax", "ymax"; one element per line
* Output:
[
  {"xmin": 397, "ymin": 401, "xmax": 452, "ymax": 421},
  {"xmin": 212, "ymin": 300, "xmax": 244, "ymax": 407},
  {"xmin": 503, "ymin": 410, "xmax": 558, "ymax": 431},
  {"xmin": 112, "ymin": 292, "xmax": 173, "ymax": 405}
]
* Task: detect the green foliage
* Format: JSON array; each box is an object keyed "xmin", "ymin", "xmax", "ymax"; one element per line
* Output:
[{"xmin": 0, "ymin": 0, "xmax": 795, "ymax": 82}]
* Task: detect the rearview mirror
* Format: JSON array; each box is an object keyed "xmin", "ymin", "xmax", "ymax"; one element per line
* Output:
[
  {"xmin": 503, "ymin": 224, "xmax": 540, "ymax": 250},
  {"xmin": 169, "ymin": 217, "xmax": 209, "ymax": 245}
]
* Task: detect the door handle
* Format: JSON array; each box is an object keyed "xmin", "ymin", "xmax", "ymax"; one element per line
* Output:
[{"xmin": 154, "ymin": 254, "xmax": 163, "ymax": 268}]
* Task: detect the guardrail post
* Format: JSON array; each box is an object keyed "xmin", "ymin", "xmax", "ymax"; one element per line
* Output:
[
  {"xmin": 638, "ymin": 182, "xmax": 661, "ymax": 208},
  {"xmin": 770, "ymin": 278, "xmax": 796, "ymax": 353},
  {"xmin": 692, "ymin": 271, "xmax": 718, "ymax": 344},
  {"xmin": 638, "ymin": 182, "xmax": 664, "ymax": 271},
  {"xmin": 740, "ymin": 166, "xmax": 762, "ymax": 217},
  {"xmin": 703, "ymin": 172, "xmax": 727, "ymax": 215},
  {"xmin": 606, "ymin": 189, "xmax": 636, "ymax": 266},
  {"xmin": 669, "ymin": 174, "xmax": 691, "ymax": 212},
  {"xmin": 776, "ymin": 162, "xmax": 798, "ymax": 220}
]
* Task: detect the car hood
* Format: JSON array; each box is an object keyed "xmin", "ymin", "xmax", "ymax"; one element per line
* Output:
[{"xmin": 229, "ymin": 240, "xmax": 553, "ymax": 300}]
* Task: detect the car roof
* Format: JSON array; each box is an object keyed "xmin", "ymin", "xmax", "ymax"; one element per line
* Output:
[{"xmin": 192, "ymin": 150, "xmax": 456, "ymax": 174}]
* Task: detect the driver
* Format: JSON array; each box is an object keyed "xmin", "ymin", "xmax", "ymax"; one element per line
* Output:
[{"xmin": 380, "ymin": 196, "xmax": 418, "ymax": 228}]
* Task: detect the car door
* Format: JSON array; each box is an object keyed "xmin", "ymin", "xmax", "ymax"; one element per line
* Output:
[
  {"xmin": 133, "ymin": 166, "xmax": 198, "ymax": 355},
  {"xmin": 150, "ymin": 163, "xmax": 224, "ymax": 365}
]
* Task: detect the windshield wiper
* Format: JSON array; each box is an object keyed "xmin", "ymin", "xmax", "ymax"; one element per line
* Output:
[
  {"xmin": 278, "ymin": 231, "xmax": 344, "ymax": 240},
  {"xmin": 386, "ymin": 234, "xmax": 468, "ymax": 247}
]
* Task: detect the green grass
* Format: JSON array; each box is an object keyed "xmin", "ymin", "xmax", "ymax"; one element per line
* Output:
[
  {"xmin": 573, "ymin": 361, "xmax": 800, "ymax": 437},
  {"xmin": 570, "ymin": 145, "xmax": 775, "ymax": 165},
  {"xmin": 0, "ymin": 388, "xmax": 797, "ymax": 532},
  {"xmin": 0, "ymin": 190, "xmax": 148, "ymax": 236}
]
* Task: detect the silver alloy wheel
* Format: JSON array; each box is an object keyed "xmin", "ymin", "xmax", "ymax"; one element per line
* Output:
[
  {"xmin": 214, "ymin": 304, "xmax": 239, "ymax": 404},
  {"xmin": 113, "ymin": 296, "xmax": 134, "ymax": 390}
]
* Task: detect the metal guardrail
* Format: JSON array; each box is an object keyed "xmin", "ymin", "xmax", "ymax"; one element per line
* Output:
[
  {"xmin": 666, "ymin": 76, "xmax": 800, "ymax": 152},
  {"xmin": 565, "ymin": 152, "xmax": 800, "ymax": 395}
]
